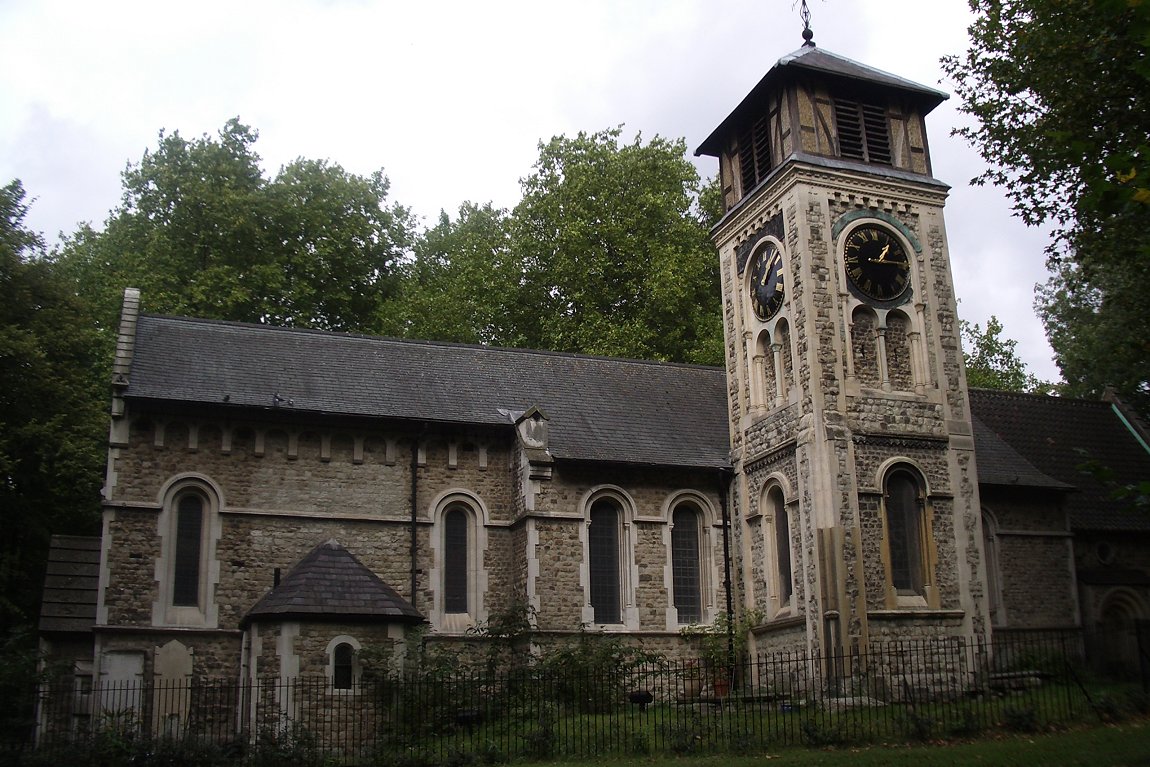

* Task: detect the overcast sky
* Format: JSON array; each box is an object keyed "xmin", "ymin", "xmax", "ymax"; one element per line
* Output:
[{"xmin": 0, "ymin": 0, "xmax": 1058, "ymax": 380}]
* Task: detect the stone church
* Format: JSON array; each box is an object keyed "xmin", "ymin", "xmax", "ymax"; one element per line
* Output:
[{"xmin": 40, "ymin": 39, "xmax": 1150, "ymax": 703}]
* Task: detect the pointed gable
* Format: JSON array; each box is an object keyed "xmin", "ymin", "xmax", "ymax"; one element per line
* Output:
[{"xmin": 243, "ymin": 540, "xmax": 423, "ymax": 625}]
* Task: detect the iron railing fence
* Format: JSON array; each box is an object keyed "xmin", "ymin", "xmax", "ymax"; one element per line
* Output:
[{"xmin": 17, "ymin": 628, "xmax": 1149, "ymax": 765}]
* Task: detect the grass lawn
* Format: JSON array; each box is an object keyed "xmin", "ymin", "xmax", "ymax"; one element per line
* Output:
[{"xmin": 527, "ymin": 719, "xmax": 1150, "ymax": 767}]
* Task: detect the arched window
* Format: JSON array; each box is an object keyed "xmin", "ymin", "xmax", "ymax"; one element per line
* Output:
[
  {"xmin": 157, "ymin": 478, "xmax": 219, "ymax": 627},
  {"xmin": 332, "ymin": 643, "xmax": 355, "ymax": 690},
  {"xmin": 758, "ymin": 332, "xmax": 776, "ymax": 411},
  {"xmin": 443, "ymin": 507, "xmax": 469, "ymax": 614},
  {"xmin": 762, "ymin": 484, "xmax": 793, "ymax": 615},
  {"xmin": 671, "ymin": 504, "xmax": 703, "ymax": 624},
  {"xmin": 777, "ymin": 319, "xmax": 793, "ymax": 404},
  {"xmin": 851, "ymin": 307, "xmax": 880, "ymax": 387},
  {"xmin": 172, "ymin": 492, "xmax": 205, "ymax": 607},
  {"xmin": 885, "ymin": 311, "xmax": 913, "ymax": 391},
  {"xmin": 771, "ymin": 487, "xmax": 793, "ymax": 607},
  {"xmin": 589, "ymin": 499, "xmax": 622, "ymax": 624},
  {"xmin": 430, "ymin": 492, "xmax": 489, "ymax": 632},
  {"xmin": 326, "ymin": 636, "xmax": 362, "ymax": 692},
  {"xmin": 982, "ymin": 511, "xmax": 1004, "ymax": 626},
  {"xmin": 885, "ymin": 469, "xmax": 927, "ymax": 596}
]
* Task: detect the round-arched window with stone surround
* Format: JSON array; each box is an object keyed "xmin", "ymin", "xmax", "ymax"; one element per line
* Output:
[
  {"xmin": 579, "ymin": 486, "xmax": 638, "ymax": 630},
  {"xmin": 851, "ymin": 306, "xmax": 880, "ymax": 387},
  {"xmin": 429, "ymin": 491, "xmax": 490, "ymax": 633},
  {"xmin": 325, "ymin": 635, "xmax": 362, "ymax": 692},
  {"xmin": 882, "ymin": 465, "xmax": 930, "ymax": 600},
  {"xmin": 670, "ymin": 502, "xmax": 703, "ymax": 624},
  {"xmin": 156, "ymin": 475, "xmax": 222, "ymax": 628},
  {"xmin": 884, "ymin": 309, "xmax": 914, "ymax": 391},
  {"xmin": 760, "ymin": 482, "xmax": 794, "ymax": 616}
]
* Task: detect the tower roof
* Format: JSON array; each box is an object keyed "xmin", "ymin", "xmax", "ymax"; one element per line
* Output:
[
  {"xmin": 696, "ymin": 45, "xmax": 948, "ymax": 158},
  {"xmin": 243, "ymin": 539, "xmax": 423, "ymax": 625}
]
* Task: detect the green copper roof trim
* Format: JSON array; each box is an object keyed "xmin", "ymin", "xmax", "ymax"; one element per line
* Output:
[
  {"xmin": 1112, "ymin": 403, "xmax": 1150, "ymax": 455},
  {"xmin": 831, "ymin": 209, "xmax": 923, "ymax": 254}
]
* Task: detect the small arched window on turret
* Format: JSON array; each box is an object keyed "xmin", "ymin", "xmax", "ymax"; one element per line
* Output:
[{"xmin": 333, "ymin": 643, "xmax": 354, "ymax": 690}]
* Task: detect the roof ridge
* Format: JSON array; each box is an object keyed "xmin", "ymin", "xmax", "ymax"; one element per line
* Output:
[
  {"xmin": 969, "ymin": 388, "xmax": 1107, "ymax": 407},
  {"xmin": 138, "ymin": 313, "xmax": 724, "ymax": 373}
]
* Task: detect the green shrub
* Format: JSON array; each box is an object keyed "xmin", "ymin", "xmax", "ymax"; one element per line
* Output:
[
  {"xmin": 948, "ymin": 706, "xmax": 983, "ymax": 738},
  {"xmin": 1003, "ymin": 705, "xmax": 1039, "ymax": 733}
]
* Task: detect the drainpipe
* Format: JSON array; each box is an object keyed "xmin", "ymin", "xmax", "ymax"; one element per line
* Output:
[
  {"xmin": 409, "ymin": 428, "xmax": 423, "ymax": 609},
  {"xmin": 719, "ymin": 468, "xmax": 735, "ymax": 668}
]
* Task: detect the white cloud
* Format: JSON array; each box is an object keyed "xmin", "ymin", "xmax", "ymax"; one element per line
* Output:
[{"xmin": 0, "ymin": 0, "xmax": 1059, "ymax": 380}]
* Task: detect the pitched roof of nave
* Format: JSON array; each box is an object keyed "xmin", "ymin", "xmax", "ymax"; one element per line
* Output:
[
  {"xmin": 125, "ymin": 314, "xmax": 732, "ymax": 470},
  {"xmin": 243, "ymin": 539, "xmax": 423, "ymax": 625},
  {"xmin": 969, "ymin": 389, "xmax": 1150, "ymax": 532},
  {"xmin": 122, "ymin": 314, "xmax": 1150, "ymax": 532}
]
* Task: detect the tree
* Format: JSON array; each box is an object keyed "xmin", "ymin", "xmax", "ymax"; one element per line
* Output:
[
  {"xmin": 960, "ymin": 315, "xmax": 1052, "ymax": 393},
  {"xmin": 0, "ymin": 181, "xmax": 106, "ymax": 630},
  {"xmin": 510, "ymin": 128, "xmax": 722, "ymax": 365},
  {"xmin": 1036, "ymin": 259, "xmax": 1145, "ymax": 404},
  {"xmin": 392, "ymin": 202, "xmax": 524, "ymax": 345},
  {"xmin": 942, "ymin": 0, "xmax": 1150, "ymax": 414},
  {"xmin": 54, "ymin": 119, "xmax": 416, "ymax": 335}
]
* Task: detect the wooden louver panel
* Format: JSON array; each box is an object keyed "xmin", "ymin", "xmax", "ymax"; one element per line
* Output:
[
  {"xmin": 834, "ymin": 98, "xmax": 866, "ymax": 161},
  {"xmin": 737, "ymin": 115, "xmax": 772, "ymax": 197},
  {"xmin": 834, "ymin": 97, "xmax": 892, "ymax": 166},
  {"xmin": 861, "ymin": 103, "xmax": 892, "ymax": 165}
]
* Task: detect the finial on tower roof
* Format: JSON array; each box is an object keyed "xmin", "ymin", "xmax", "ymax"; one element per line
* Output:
[{"xmin": 800, "ymin": 0, "xmax": 815, "ymax": 47}]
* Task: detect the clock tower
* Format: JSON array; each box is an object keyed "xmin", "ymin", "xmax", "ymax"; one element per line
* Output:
[{"xmin": 696, "ymin": 37, "xmax": 990, "ymax": 665}]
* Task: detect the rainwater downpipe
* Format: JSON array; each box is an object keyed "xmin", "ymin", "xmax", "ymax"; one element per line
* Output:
[
  {"xmin": 409, "ymin": 427, "xmax": 425, "ymax": 609},
  {"xmin": 719, "ymin": 467, "xmax": 735, "ymax": 668}
]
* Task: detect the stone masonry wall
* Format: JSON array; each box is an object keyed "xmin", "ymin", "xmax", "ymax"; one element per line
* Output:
[
  {"xmin": 525, "ymin": 462, "xmax": 725, "ymax": 634},
  {"xmin": 997, "ymin": 534, "xmax": 1077, "ymax": 628}
]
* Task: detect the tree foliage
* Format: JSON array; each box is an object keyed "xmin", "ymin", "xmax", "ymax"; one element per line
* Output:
[
  {"xmin": 943, "ymin": 0, "xmax": 1150, "ymax": 414},
  {"xmin": 961, "ymin": 315, "xmax": 1051, "ymax": 393},
  {"xmin": 0, "ymin": 181, "xmax": 106, "ymax": 629},
  {"xmin": 54, "ymin": 119, "xmax": 417, "ymax": 335},
  {"xmin": 393, "ymin": 128, "xmax": 722, "ymax": 364},
  {"xmin": 510, "ymin": 128, "xmax": 721, "ymax": 364},
  {"xmin": 392, "ymin": 202, "xmax": 524, "ymax": 345}
]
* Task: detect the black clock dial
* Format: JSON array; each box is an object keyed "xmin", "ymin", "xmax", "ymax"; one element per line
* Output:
[
  {"xmin": 748, "ymin": 243, "xmax": 784, "ymax": 321},
  {"xmin": 843, "ymin": 224, "xmax": 911, "ymax": 303}
]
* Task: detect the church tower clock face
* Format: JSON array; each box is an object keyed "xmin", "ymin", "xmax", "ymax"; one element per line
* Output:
[
  {"xmin": 843, "ymin": 224, "xmax": 911, "ymax": 303},
  {"xmin": 748, "ymin": 242, "xmax": 784, "ymax": 321}
]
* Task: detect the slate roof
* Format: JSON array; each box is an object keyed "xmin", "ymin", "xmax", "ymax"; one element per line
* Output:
[
  {"xmin": 38, "ymin": 535, "xmax": 100, "ymax": 634},
  {"xmin": 696, "ymin": 45, "xmax": 948, "ymax": 158},
  {"xmin": 969, "ymin": 389, "xmax": 1150, "ymax": 532},
  {"xmin": 125, "ymin": 314, "xmax": 732, "ymax": 470},
  {"xmin": 970, "ymin": 414, "xmax": 1070, "ymax": 490},
  {"xmin": 244, "ymin": 540, "xmax": 423, "ymax": 625}
]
